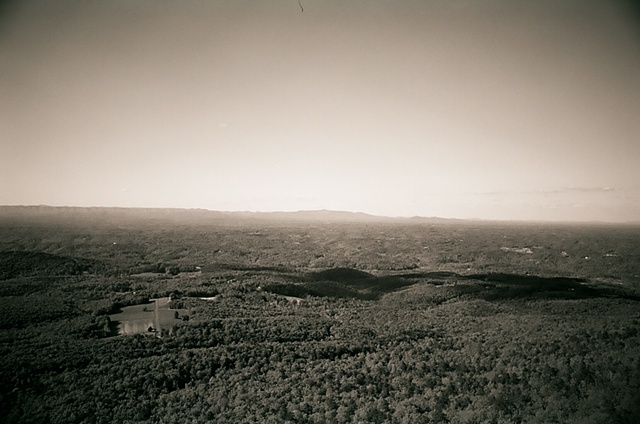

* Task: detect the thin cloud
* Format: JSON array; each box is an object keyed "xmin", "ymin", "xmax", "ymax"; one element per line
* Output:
[
  {"xmin": 561, "ymin": 187, "xmax": 615, "ymax": 193},
  {"xmin": 471, "ymin": 187, "xmax": 616, "ymax": 196}
]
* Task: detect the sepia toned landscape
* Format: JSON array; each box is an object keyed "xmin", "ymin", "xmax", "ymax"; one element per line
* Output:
[
  {"xmin": 1, "ymin": 206, "xmax": 639, "ymax": 423},
  {"xmin": 2, "ymin": 0, "xmax": 640, "ymax": 422}
]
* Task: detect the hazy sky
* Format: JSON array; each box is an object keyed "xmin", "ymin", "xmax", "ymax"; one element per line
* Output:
[{"xmin": 2, "ymin": 0, "xmax": 639, "ymax": 222}]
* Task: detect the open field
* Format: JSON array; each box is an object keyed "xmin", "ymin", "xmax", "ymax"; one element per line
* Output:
[
  {"xmin": 1, "ymin": 206, "xmax": 639, "ymax": 423},
  {"xmin": 109, "ymin": 297, "xmax": 189, "ymax": 335},
  {"xmin": 109, "ymin": 302, "xmax": 155, "ymax": 335}
]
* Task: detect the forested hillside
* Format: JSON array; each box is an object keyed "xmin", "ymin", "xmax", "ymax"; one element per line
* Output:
[{"xmin": 1, "ymin": 207, "xmax": 639, "ymax": 423}]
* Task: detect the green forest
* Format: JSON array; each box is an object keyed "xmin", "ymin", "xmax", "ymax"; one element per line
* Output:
[{"xmin": 1, "ymin": 206, "xmax": 639, "ymax": 423}]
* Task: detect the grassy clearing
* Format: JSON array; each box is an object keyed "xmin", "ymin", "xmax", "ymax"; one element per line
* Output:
[{"xmin": 110, "ymin": 297, "xmax": 188, "ymax": 335}]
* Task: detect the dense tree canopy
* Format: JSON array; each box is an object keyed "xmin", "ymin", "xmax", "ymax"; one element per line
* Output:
[{"xmin": 1, "ymin": 208, "xmax": 639, "ymax": 423}]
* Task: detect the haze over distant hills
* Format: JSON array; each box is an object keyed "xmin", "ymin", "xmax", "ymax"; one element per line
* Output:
[
  {"xmin": 0, "ymin": 205, "xmax": 637, "ymax": 226},
  {"xmin": 0, "ymin": 205, "xmax": 449, "ymax": 224}
]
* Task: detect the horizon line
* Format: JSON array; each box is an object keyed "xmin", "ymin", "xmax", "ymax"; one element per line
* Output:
[{"xmin": 1, "ymin": 204, "xmax": 638, "ymax": 226}]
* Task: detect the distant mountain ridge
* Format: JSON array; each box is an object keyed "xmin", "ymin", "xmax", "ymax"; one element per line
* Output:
[
  {"xmin": 233, "ymin": 209, "xmax": 393, "ymax": 222},
  {"xmin": 0, "ymin": 205, "xmax": 456, "ymax": 223},
  {"xmin": 2, "ymin": 205, "xmax": 635, "ymax": 225}
]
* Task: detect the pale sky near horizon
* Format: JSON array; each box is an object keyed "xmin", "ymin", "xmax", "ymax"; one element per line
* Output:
[{"xmin": 1, "ymin": 0, "xmax": 639, "ymax": 222}]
